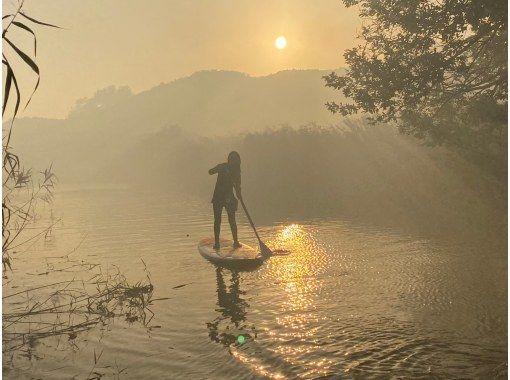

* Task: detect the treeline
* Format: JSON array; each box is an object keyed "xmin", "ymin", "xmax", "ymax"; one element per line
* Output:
[{"xmin": 107, "ymin": 120, "xmax": 506, "ymax": 238}]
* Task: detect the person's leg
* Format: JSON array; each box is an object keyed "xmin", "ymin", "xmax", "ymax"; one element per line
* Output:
[
  {"xmin": 226, "ymin": 204, "xmax": 241, "ymax": 248},
  {"xmin": 213, "ymin": 203, "xmax": 223, "ymax": 249}
]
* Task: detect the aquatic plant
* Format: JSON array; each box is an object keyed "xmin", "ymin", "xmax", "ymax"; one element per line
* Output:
[
  {"xmin": 2, "ymin": 0, "xmax": 60, "ymax": 270},
  {"xmin": 3, "ymin": 256, "xmax": 155, "ymax": 364}
]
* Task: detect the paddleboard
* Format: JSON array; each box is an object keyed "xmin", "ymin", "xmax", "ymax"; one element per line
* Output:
[{"xmin": 198, "ymin": 237, "xmax": 263, "ymax": 266}]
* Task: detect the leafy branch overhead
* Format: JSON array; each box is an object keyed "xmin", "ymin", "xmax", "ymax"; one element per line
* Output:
[
  {"xmin": 325, "ymin": 0, "xmax": 507, "ymax": 172},
  {"xmin": 2, "ymin": 2, "xmax": 61, "ymax": 121}
]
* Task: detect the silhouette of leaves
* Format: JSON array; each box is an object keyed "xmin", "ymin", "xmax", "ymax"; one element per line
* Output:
[
  {"xmin": 2, "ymin": 5, "xmax": 60, "ymax": 116},
  {"xmin": 19, "ymin": 11, "xmax": 61, "ymax": 29},
  {"xmin": 11, "ymin": 21, "xmax": 37, "ymax": 55}
]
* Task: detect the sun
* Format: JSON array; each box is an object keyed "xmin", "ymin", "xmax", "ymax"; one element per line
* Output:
[{"xmin": 275, "ymin": 36, "xmax": 287, "ymax": 50}]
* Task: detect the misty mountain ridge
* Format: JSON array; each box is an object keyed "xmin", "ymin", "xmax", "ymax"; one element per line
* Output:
[
  {"xmin": 12, "ymin": 68, "xmax": 345, "ymax": 137},
  {"xmin": 8, "ymin": 68, "xmax": 347, "ymax": 181}
]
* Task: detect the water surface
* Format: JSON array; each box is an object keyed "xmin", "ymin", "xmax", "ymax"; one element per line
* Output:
[{"xmin": 3, "ymin": 187, "xmax": 507, "ymax": 379}]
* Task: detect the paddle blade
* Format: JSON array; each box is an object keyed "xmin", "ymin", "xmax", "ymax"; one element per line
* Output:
[{"xmin": 259, "ymin": 241, "xmax": 273, "ymax": 257}]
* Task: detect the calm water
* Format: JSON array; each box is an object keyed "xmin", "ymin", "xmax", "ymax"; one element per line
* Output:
[{"xmin": 3, "ymin": 186, "xmax": 507, "ymax": 379}]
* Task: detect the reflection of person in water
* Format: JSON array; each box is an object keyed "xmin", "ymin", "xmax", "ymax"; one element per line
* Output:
[
  {"xmin": 207, "ymin": 267, "xmax": 251, "ymax": 347},
  {"xmin": 208, "ymin": 151, "xmax": 242, "ymax": 250}
]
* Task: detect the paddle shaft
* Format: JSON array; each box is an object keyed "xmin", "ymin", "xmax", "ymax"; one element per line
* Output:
[{"xmin": 239, "ymin": 197, "xmax": 262, "ymax": 243}]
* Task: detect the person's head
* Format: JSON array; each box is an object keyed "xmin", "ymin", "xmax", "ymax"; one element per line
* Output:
[{"xmin": 227, "ymin": 151, "xmax": 241, "ymax": 174}]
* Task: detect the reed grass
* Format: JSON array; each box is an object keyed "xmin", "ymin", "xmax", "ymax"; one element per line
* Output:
[{"xmin": 3, "ymin": 255, "xmax": 155, "ymax": 365}]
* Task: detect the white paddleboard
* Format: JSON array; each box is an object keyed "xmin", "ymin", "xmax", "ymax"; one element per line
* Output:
[{"xmin": 198, "ymin": 237, "xmax": 263, "ymax": 265}]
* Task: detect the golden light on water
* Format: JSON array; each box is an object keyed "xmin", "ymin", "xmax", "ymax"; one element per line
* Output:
[
  {"xmin": 275, "ymin": 35, "xmax": 287, "ymax": 49},
  {"xmin": 280, "ymin": 223, "xmax": 301, "ymax": 240},
  {"xmin": 259, "ymin": 224, "xmax": 334, "ymax": 377},
  {"xmin": 268, "ymin": 223, "xmax": 322, "ymax": 294}
]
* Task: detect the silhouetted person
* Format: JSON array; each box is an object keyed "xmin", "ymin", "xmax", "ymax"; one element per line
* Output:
[{"xmin": 209, "ymin": 151, "xmax": 242, "ymax": 250}]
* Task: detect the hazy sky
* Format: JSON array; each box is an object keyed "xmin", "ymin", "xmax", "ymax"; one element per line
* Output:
[{"xmin": 3, "ymin": 0, "xmax": 360, "ymax": 119}]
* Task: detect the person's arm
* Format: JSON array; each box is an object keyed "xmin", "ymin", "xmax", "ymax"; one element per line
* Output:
[
  {"xmin": 234, "ymin": 173, "xmax": 242, "ymax": 199},
  {"xmin": 208, "ymin": 165, "xmax": 220, "ymax": 175}
]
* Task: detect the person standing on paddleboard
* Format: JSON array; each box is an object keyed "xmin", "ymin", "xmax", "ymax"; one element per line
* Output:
[{"xmin": 209, "ymin": 151, "xmax": 242, "ymax": 250}]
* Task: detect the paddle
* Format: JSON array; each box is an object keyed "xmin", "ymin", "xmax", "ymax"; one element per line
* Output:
[{"xmin": 239, "ymin": 197, "xmax": 273, "ymax": 257}]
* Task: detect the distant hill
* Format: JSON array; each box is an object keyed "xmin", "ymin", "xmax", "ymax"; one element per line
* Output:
[{"xmin": 8, "ymin": 69, "xmax": 344, "ymax": 180}]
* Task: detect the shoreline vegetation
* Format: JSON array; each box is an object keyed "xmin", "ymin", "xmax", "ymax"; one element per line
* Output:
[
  {"xmin": 113, "ymin": 121, "xmax": 505, "ymax": 240},
  {"xmin": 3, "ymin": 254, "xmax": 156, "ymax": 377},
  {"xmin": 11, "ymin": 118, "xmax": 506, "ymax": 239}
]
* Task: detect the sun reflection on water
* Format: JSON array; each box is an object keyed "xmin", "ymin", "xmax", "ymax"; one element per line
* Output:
[
  {"xmin": 261, "ymin": 223, "xmax": 334, "ymax": 377},
  {"xmin": 267, "ymin": 223, "xmax": 327, "ymax": 291},
  {"xmin": 279, "ymin": 223, "xmax": 302, "ymax": 241}
]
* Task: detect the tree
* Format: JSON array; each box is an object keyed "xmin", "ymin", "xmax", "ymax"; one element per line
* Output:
[{"xmin": 324, "ymin": 0, "xmax": 507, "ymax": 175}]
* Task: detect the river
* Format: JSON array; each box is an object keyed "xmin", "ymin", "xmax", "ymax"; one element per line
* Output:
[{"xmin": 3, "ymin": 186, "xmax": 507, "ymax": 379}]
